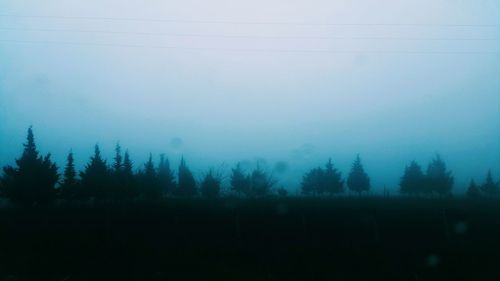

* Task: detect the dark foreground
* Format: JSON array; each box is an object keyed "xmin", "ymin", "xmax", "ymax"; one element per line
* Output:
[{"xmin": 0, "ymin": 197, "xmax": 499, "ymax": 281}]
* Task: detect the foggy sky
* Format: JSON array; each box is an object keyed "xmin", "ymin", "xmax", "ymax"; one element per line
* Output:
[{"xmin": 1, "ymin": 0, "xmax": 499, "ymax": 193}]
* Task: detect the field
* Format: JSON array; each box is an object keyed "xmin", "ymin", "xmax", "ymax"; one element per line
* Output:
[{"xmin": 0, "ymin": 197, "xmax": 499, "ymax": 281}]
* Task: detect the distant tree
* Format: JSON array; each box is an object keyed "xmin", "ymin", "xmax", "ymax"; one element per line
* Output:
[
  {"xmin": 400, "ymin": 161, "xmax": 425, "ymax": 195},
  {"xmin": 322, "ymin": 158, "xmax": 344, "ymax": 195},
  {"xmin": 277, "ymin": 187, "xmax": 288, "ymax": 197},
  {"xmin": 137, "ymin": 154, "xmax": 162, "ymax": 200},
  {"xmin": 158, "ymin": 154, "xmax": 176, "ymax": 197},
  {"xmin": 80, "ymin": 145, "xmax": 111, "ymax": 201},
  {"xmin": 347, "ymin": 155, "xmax": 370, "ymax": 195},
  {"xmin": 250, "ymin": 167, "xmax": 275, "ymax": 197},
  {"xmin": 0, "ymin": 127, "xmax": 59, "ymax": 206},
  {"xmin": 112, "ymin": 143, "xmax": 123, "ymax": 174},
  {"xmin": 176, "ymin": 158, "xmax": 197, "ymax": 197},
  {"xmin": 466, "ymin": 179, "xmax": 481, "ymax": 198},
  {"xmin": 301, "ymin": 167, "xmax": 324, "ymax": 196},
  {"xmin": 230, "ymin": 163, "xmax": 251, "ymax": 197},
  {"xmin": 425, "ymin": 155, "xmax": 453, "ymax": 196},
  {"xmin": 200, "ymin": 170, "xmax": 221, "ymax": 198},
  {"xmin": 480, "ymin": 170, "xmax": 498, "ymax": 196},
  {"xmin": 60, "ymin": 151, "xmax": 79, "ymax": 200},
  {"xmin": 122, "ymin": 150, "xmax": 138, "ymax": 200}
]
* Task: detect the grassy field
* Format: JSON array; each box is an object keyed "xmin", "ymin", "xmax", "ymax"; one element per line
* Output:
[{"xmin": 0, "ymin": 197, "xmax": 499, "ymax": 281}]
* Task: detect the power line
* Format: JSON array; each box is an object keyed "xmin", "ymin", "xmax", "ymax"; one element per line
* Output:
[
  {"xmin": 1, "ymin": 27, "xmax": 499, "ymax": 41},
  {"xmin": 1, "ymin": 39, "xmax": 499, "ymax": 55},
  {"xmin": 1, "ymin": 14, "xmax": 499, "ymax": 27}
]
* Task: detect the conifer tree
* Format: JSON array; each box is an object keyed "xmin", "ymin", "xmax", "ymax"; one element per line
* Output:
[
  {"xmin": 137, "ymin": 153, "xmax": 162, "ymax": 200},
  {"xmin": 0, "ymin": 127, "xmax": 59, "ymax": 205},
  {"xmin": 425, "ymin": 155, "xmax": 453, "ymax": 196},
  {"xmin": 323, "ymin": 158, "xmax": 344, "ymax": 195},
  {"xmin": 230, "ymin": 163, "xmax": 251, "ymax": 197},
  {"xmin": 400, "ymin": 161, "xmax": 425, "ymax": 195},
  {"xmin": 80, "ymin": 145, "xmax": 111, "ymax": 201},
  {"xmin": 122, "ymin": 150, "xmax": 137, "ymax": 199},
  {"xmin": 347, "ymin": 155, "xmax": 370, "ymax": 195},
  {"xmin": 250, "ymin": 167, "xmax": 275, "ymax": 197},
  {"xmin": 301, "ymin": 167, "xmax": 324, "ymax": 195},
  {"xmin": 466, "ymin": 179, "xmax": 481, "ymax": 198},
  {"xmin": 158, "ymin": 154, "xmax": 176, "ymax": 196},
  {"xmin": 480, "ymin": 170, "xmax": 498, "ymax": 196},
  {"xmin": 201, "ymin": 170, "xmax": 221, "ymax": 198},
  {"xmin": 60, "ymin": 151, "xmax": 79, "ymax": 200},
  {"xmin": 177, "ymin": 157, "xmax": 197, "ymax": 197}
]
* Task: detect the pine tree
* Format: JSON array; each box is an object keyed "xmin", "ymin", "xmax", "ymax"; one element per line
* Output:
[
  {"xmin": 80, "ymin": 145, "xmax": 111, "ymax": 201},
  {"xmin": 250, "ymin": 167, "xmax": 275, "ymax": 197},
  {"xmin": 112, "ymin": 143, "xmax": 123, "ymax": 174},
  {"xmin": 400, "ymin": 161, "xmax": 425, "ymax": 195},
  {"xmin": 60, "ymin": 151, "xmax": 79, "ymax": 200},
  {"xmin": 323, "ymin": 158, "xmax": 344, "ymax": 195},
  {"xmin": 158, "ymin": 154, "xmax": 176, "ymax": 196},
  {"xmin": 201, "ymin": 170, "xmax": 221, "ymax": 198},
  {"xmin": 301, "ymin": 167, "xmax": 324, "ymax": 195},
  {"xmin": 230, "ymin": 163, "xmax": 251, "ymax": 197},
  {"xmin": 347, "ymin": 155, "xmax": 370, "ymax": 195},
  {"xmin": 0, "ymin": 127, "xmax": 59, "ymax": 205},
  {"xmin": 122, "ymin": 150, "xmax": 137, "ymax": 200},
  {"xmin": 466, "ymin": 179, "xmax": 481, "ymax": 198},
  {"xmin": 137, "ymin": 153, "xmax": 161, "ymax": 200},
  {"xmin": 177, "ymin": 157, "xmax": 197, "ymax": 197},
  {"xmin": 480, "ymin": 170, "xmax": 498, "ymax": 196},
  {"xmin": 425, "ymin": 154, "xmax": 453, "ymax": 196}
]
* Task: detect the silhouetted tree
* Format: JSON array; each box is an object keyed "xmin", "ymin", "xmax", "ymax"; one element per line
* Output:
[
  {"xmin": 480, "ymin": 170, "xmax": 498, "ymax": 196},
  {"xmin": 347, "ymin": 155, "xmax": 370, "ymax": 195},
  {"xmin": 122, "ymin": 150, "xmax": 138, "ymax": 200},
  {"xmin": 200, "ymin": 170, "xmax": 221, "ymax": 198},
  {"xmin": 425, "ymin": 155, "xmax": 453, "ymax": 196},
  {"xmin": 158, "ymin": 154, "xmax": 176, "ymax": 197},
  {"xmin": 0, "ymin": 127, "xmax": 59, "ymax": 206},
  {"xmin": 60, "ymin": 151, "xmax": 79, "ymax": 200},
  {"xmin": 322, "ymin": 158, "xmax": 344, "ymax": 195},
  {"xmin": 176, "ymin": 158, "xmax": 197, "ymax": 197},
  {"xmin": 400, "ymin": 161, "xmax": 425, "ymax": 195},
  {"xmin": 466, "ymin": 179, "xmax": 481, "ymax": 198},
  {"xmin": 301, "ymin": 167, "xmax": 324, "ymax": 196},
  {"xmin": 230, "ymin": 163, "xmax": 251, "ymax": 197},
  {"xmin": 277, "ymin": 187, "xmax": 288, "ymax": 197},
  {"xmin": 250, "ymin": 167, "xmax": 275, "ymax": 197},
  {"xmin": 80, "ymin": 145, "xmax": 111, "ymax": 201},
  {"xmin": 137, "ymin": 154, "xmax": 162, "ymax": 200}
]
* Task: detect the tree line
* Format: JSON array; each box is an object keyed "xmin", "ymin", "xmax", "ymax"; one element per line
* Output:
[{"xmin": 1, "ymin": 127, "xmax": 498, "ymax": 206}]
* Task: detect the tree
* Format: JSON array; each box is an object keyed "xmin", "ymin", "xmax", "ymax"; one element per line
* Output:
[
  {"xmin": 400, "ymin": 161, "xmax": 425, "ymax": 195},
  {"xmin": 425, "ymin": 155, "xmax": 453, "ymax": 196},
  {"xmin": 200, "ymin": 170, "xmax": 221, "ymax": 198},
  {"xmin": 347, "ymin": 155, "xmax": 370, "ymax": 195},
  {"xmin": 176, "ymin": 157, "xmax": 197, "ymax": 197},
  {"xmin": 122, "ymin": 150, "xmax": 138, "ymax": 200},
  {"xmin": 137, "ymin": 153, "xmax": 162, "ymax": 200},
  {"xmin": 112, "ymin": 143, "xmax": 123, "ymax": 174},
  {"xmin": 466, "ymin": 179, "xmax": 481, "ymax": 198},
  {"xmin": 0, "ymin": 127, "xmax": 59, "ymax": 205},
  {"xmin": 80, "ymin": 145, "xmax": 111, "ymax": 201},
  {"xmin": 60, "ymin": 151, "xmax": 79, "ymax": 200},
  {"xmin": 480, "ymin": 170, "xmax": 498, "ymax": 196},
  {"xmin": 322, "ymin": 158, "xmax": 344, "ymax": 195},
  {"xmin": 250, "ymin": 167, "xmax": 275, "ymax": 197},
  {"xmin": 301, "ymin": 167, "xmax": 324, "ymax": 196},
  {"xmin": 230, "ymin": 163, "xmax": 251, "ymax": 197},
  {"xmin": 158, "ymin": 154, "xmax": 176, "ymax": 197}
]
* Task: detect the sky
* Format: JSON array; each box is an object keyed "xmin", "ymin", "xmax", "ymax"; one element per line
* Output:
[{"xmin": 0, "ymin": 0, "xmax": 499, "ymax": 193}]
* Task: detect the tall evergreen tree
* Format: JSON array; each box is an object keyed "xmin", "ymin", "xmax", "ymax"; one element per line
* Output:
[
  {"xmin": 201, "ymin": 170, "xmax": 221, "ymax": 198},
  {"xmin": 80, "ymin": 145, "xmax": 111, "ymax": 201},
  {"xmin": 400, "ymin": 161, "xmax": 425, "ymax": 195},
  {"xmin": 122, "ymin": 150, "xmax": 137, "ymax": 200},
  {"xmin": 0, "ymin": 127, "xmax": 59, "ymax": 205},
  {"xmin": 230, "ymin": 163, "xmax": 251, "ymax": 197},
  {"xmin": 480, "ymin": 170, "xmax": 498, "ymax": 196},
  {"xmin": 112, "ymin": 143, "xmax": 123, "ymax": 174},
  {"xmin": 158, "ymin": 154, "xmax": 176, "ymax": 197},
  {"xmin": 425, "ymin": 155, "xmax": 453, "ymax": 196},
  {"xmin": 137, "ymin": 153, "xmax": 162, "ymax": 200},
  {"xmin": 347, "ymin": 155, "xmax": 370, "ymax": 195},
  {"xmin": 322, "ymin": 158, "xmax": 344, "ymax": 195},
  {"xmin": 60, "ymin": 151, "xmax": 79, "ymax": 200},
  {"xmin": 301, "ymin": 167, "xmax": 324, "ymax": 196},
  {"xmin": 466, "ymin": 179, "xmax": 481, "ymax": 198},
  {"xmin": 250, "ymin": 167, "xmax": 275, "ymax": 197},
  {"xmin": 176, "ymin": 157, "xmax": 197, "ymax": 197}
]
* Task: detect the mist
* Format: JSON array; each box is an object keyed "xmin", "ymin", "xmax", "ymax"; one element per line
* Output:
[{"xmin": 0, "ymin": 0, "xmax": 499, "ymax": 193}]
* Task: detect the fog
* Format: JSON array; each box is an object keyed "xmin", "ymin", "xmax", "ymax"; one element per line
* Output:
[{"xmin": 0, "ymin": 0, "xmax": 499, "ymax": 193}]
